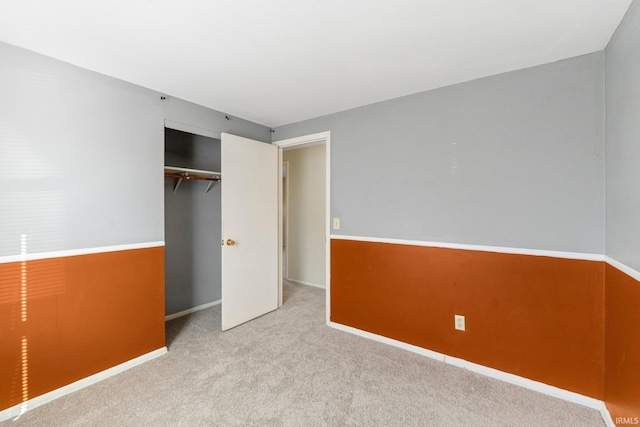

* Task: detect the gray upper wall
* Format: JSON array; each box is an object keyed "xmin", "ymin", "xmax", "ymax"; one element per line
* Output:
[
  {"xmin": 162, "ymin": 96, "xmax": 270, "ymax": 143},
  {"xmin": 275, "ymin": 53, "xmax": 606, "ymax": 254},
  {"xmin": 605, "ymin": 0, "xmax": 640, "ymax": 271},
  {"xmin": 0, "ymin": 41, "xmax": 270, "ymax": 257}
]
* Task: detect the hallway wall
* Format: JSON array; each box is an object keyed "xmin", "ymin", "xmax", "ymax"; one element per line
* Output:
[{"xmin": 283, "ymin": 145, "xmax": 326, "ymax": 287}]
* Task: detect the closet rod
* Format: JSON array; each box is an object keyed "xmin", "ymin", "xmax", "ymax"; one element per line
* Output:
[
  {"xmin": 165, "ymin": 172, "xmax": 221, "ymax": 194},
  {"xmin": 164, "ymin": 172, "xmax": 221, "ymax": 182}
]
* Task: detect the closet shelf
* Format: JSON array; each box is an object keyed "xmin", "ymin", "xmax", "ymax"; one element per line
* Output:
[{"xmin": 164, "ymin": 166, "xmax": 221, "ymax": 194}]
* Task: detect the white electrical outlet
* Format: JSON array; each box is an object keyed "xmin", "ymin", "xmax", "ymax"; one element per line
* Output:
[
  {"xmin": 454, "ymin": 315, "xmax": 465, "ymax": 331},
  {"xmin": 333, "ymin": 218, "xmax": 341, "ymax": 230}
]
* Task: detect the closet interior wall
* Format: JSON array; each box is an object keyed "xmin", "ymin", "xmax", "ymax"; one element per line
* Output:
[{"xmin": 164, "ymin": 128, "xmax": 222, "ymax": 316}]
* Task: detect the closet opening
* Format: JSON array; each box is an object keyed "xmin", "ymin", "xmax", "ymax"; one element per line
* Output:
[{"xmin": 164, "ymin": 127, "xmax": 222, "ymax": 345}]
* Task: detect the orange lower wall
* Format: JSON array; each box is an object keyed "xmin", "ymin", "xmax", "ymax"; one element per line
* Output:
[
  {"xmin": 0, "ymin": 246, "xmax": 165, "ymax": 411},
  {"xmin": 605, "ymin": 265, "xmax": 640, "ymax": 424},
  {"xmin": 331, "ymin": 239, "xmax": 605, "ymax": 399}
]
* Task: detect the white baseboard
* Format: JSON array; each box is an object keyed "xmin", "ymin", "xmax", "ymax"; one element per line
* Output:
[
  {"xmin": 0, "ymin": 347, "xmax": 167, "ymax": 423},
  {"xmin": 600, "ymin": 405, "xmax": 616, "ymax": 427},
  {"xmin": 165, "ymin": 299, "xmax": 221, "ymax": 321},
  {"xmin": 286, "ymin": 278, "xmax": 325, "ymax": 289},
  {"xmin": 328, "ymin": 322, "xmax": 612, "ymax": 422}
]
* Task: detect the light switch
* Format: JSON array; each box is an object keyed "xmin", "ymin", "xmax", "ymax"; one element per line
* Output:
[{"xmin": 333, "ymin": 218, "xmax": 341, "ymax": 230}]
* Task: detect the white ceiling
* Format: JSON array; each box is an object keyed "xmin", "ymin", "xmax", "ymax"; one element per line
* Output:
[{"xmin": 0, "ymin": 1, "xmax": 632, "ymax": 128}]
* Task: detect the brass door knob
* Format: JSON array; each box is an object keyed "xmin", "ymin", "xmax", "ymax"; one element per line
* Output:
[{"xmin": 226, "ymin": 239, "xmax": 236, "ymax": 246}]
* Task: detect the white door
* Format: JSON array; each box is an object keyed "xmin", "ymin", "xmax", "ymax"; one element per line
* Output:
[{"xmin": 221, "ymin": 133, "xmax": 279, "ymax": 330}]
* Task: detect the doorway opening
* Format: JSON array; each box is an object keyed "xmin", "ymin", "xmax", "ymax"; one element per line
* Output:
[{"xmin": 275, "ymin": 132, "xmax": 331, "ymax": 324}]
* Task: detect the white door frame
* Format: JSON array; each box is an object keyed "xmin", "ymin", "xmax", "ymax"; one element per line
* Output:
[
  {"xmin": 282, "ymin": 160, "xmax": 290, "ymax": 280},
  {"xmin": 273, "ymin": 131, "xmax": 331, "ymax": 325}
]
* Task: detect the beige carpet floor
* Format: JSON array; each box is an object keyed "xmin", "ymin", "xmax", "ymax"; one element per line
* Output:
[{"xmin": 2, "ymin": 281, "xmax": 605, "ymax": 426}]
